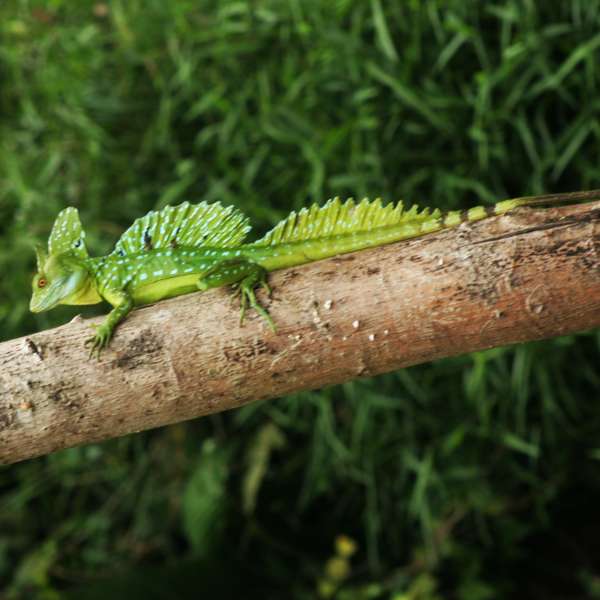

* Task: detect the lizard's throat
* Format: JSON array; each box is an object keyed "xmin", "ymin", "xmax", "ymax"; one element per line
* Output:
[{"xmin": 63, "ymin": 278, "xmax": 102, "ymax": 306}]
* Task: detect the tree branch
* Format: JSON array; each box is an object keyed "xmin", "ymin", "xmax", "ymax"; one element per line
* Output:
[{"xmin": 1, "ymin": 202, "xmax": 599, "ymax": 464}]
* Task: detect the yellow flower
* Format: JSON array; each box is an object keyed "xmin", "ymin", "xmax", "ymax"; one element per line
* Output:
[{"xmin": 335, "ymin": 535, "xmax": 358, "ymax": 558}]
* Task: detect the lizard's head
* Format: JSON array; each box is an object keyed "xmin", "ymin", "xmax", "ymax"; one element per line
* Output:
[{"xmin": 30, "ymin": 208, "xmax": 100, "ymax": 313}]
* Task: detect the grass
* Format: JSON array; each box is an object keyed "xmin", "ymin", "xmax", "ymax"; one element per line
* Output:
[{"xmin": 1, "ymin": 1, "xmax": 600, "ymax": 598}]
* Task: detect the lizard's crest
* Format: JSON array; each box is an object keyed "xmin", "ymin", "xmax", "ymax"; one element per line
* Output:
[
  {"xmin": 47, "ymin": 206, "xmax": 89, "ymax": 259},
  {"xmin": 30, "ymin": 208, "xmax": 98, "ymax": 313},
  {"xmin": 251, "ymin": 197, "xmax": 441, "ymax": 246},
  {"xmin": 110, "ymin": 201, "xmax": 251, "ymax": 256}
]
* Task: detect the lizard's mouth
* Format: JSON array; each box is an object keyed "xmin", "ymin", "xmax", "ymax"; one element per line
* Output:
[{"xmin": 30, "ymin": 291, "xmax": 60, "ymax": 313}]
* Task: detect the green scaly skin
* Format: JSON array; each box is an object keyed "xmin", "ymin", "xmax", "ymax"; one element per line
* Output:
[{"xmin": 30, "ymin": 190, "xmax": 600, "ymax": 357}]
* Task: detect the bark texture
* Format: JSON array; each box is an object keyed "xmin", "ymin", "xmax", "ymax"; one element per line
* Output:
[{"xmin": 1, "ymin": 201, "xmax": 599, "ymax": 464}]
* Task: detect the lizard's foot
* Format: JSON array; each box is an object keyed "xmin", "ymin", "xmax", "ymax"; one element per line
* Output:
[
  {"xmin": 84, "ymin": 323, "xmax": 113, "ymax": 359},
  {"xmin": 196, "ymin": 258, "xmax": 276, "ymax": 331},
  {"xmin": 236, "ymin": 267, "xmax": 276, "ymax": 332}
]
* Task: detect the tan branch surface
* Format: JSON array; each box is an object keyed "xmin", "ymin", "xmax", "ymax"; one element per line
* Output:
[{"xmin": 1, "ymin": 202, "xmax": 599, "ymax": 465}]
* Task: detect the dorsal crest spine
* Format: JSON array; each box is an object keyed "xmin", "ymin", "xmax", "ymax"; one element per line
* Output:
[
  {"xmin": 111, "ymin": 201, "xmax": 251, "ymax": 256},
  {"xmin": 251, "ymin": 197, "xmax": 442, "ymax": 246}
]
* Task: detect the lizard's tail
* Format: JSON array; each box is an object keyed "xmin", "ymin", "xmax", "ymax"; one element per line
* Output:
[
  {"xmin": 497, "ymin": 188, "xmax": 600, "ymax": 210},
  {"xmin": 244, "ymin": 189, "xmax": 600, "ymax": 271},
  {"xmin": 445, "ymin": 188, "xmax": 600, "ymax": 227}
]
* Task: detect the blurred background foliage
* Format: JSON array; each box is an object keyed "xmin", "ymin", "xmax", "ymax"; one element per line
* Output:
[{"xmin": 1, "ymin": 0, "xmax": 600, "ymax": 598}]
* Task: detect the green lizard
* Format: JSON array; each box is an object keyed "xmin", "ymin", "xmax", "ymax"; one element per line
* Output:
[{"xmin": 30, "ymin": 190, "xmax": 599, "ymax": 357}]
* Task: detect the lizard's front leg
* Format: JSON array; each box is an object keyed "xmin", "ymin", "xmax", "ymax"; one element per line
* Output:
[
  {"xmin": 86, "ymin": 291, "xmax": 133, "ymax": 358},
  {"xmin": 196, "ymin": 259, "xmax": 275, "ymax": 331}
]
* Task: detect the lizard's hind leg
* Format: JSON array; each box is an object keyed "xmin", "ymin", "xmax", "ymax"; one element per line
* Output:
[
  {"xmin": 196, "ymin": 260, "xmax": 275, "ymax": 332},
  {"xmin": 236, "ymin": 265, "xmax": 275, "ymax": 332}
]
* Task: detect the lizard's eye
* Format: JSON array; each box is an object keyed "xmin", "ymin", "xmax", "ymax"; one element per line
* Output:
[{"xmin": 38, "ymin": 278, "xmax": 47, "ymax": 288}]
